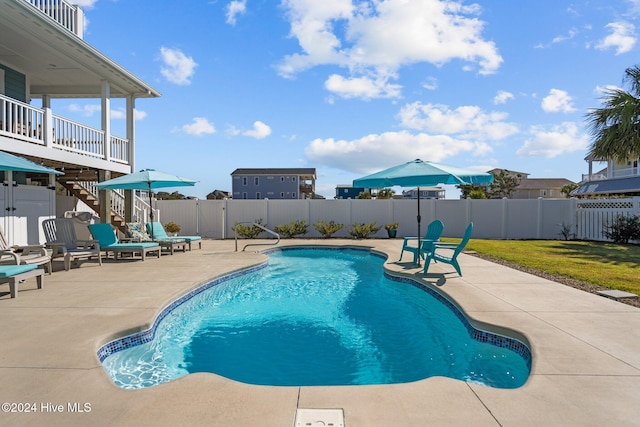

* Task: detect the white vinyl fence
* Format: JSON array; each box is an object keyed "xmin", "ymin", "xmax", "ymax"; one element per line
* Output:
[{"xmin": 155, "ymin": 197, "xmax": 640, "ymax": 242}]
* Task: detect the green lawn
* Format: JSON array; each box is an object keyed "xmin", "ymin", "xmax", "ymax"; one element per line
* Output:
[{"xmin": 456, "ymin": 239, "xmax": 640, "ymax": 296}]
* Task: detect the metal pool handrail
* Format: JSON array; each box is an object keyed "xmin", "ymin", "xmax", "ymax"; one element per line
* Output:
[{"xmin": 234, "ymin": 222, "xmax": 280, "ymax": 252}]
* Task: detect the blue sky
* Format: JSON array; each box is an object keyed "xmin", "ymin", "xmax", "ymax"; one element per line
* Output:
[{"xmin": 62, "ymin": 0, "xmax": 640, "ymax": 198}]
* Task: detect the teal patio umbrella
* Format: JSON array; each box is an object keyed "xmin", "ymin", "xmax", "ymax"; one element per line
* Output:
[
  {"xmin": 95, "ymin": 169, "xmax": 197, "ymax": 237},
  {"xmin": 353, "ymin": 159, "xmax": 493, "ymax": 263},
  {"xmin": 0, "ymin": 151, "xmax": 63, "ymax": 175}
]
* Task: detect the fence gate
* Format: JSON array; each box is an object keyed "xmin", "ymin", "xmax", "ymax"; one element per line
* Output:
[{"xmin": 575, "ymin": 197, "xmax": 640, "ymax": 241}]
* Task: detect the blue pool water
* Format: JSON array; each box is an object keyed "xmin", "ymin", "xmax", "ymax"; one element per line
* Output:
[{"xmin": 101, "ymin": 247, "xmax": 531, "ymax": 389}]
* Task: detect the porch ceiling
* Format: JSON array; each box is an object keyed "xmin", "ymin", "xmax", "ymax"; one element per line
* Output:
[{"xmin": 0, "ymin": 0, "xmax": 160, "ymax": 99}]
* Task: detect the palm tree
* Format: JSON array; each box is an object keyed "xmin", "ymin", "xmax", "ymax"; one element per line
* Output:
[{"xmin": 587, "ymin": 65, "xmax": 640, "ymax": 162}]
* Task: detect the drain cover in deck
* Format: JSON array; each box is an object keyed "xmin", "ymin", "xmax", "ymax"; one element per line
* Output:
[{"xmin": 295, "ymin": 408, "xmax": 344, "ymax": 427}]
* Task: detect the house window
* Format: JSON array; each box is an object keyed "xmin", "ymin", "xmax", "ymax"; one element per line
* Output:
[
  {"xmin": 254, "ymin": 177, "xmax": 259, "ymax": 185},
  {"xmin": 256, "ymin": 192, "xmax": 261, "ymax": 199},
  {"xmin": 242, "ymin": 177, "xmax": 248, "ymax": 186},
  {"xmin": 280, "ymin": 192, "xmax": 285, "ymax": 198},
  {"xmin": 292, "ymin": 176, "xmax": 297, "ymax": 182},
  {"xmin": 280, "ymin": 176, "xmax": 285, "ymax": 182},
  {"xmin": 242, "ymin": 192, "xmax": 248, "ymax": 199},
  {"xmin": 540, "ymin": 190, "xmax": 547, "ymax": 197},
  {"xmin": 292, "ymin": 192, "xmax": 296, "ymax": 198}
]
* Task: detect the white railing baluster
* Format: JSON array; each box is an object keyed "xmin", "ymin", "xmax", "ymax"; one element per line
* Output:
[
  {"xmin": 1, "ymin": 94, "xmax": 129, "ymax": 166},
  {"xmin": 27, "ymin": 0, "xmax": 81, "ymax": 37}
]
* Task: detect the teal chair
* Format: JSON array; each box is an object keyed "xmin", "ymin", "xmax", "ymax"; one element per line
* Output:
[
  {"xmin": 125, "ymin": 222, "xmax": 187, "ymax": 255},
  {"xmin": 88, "ymin": 223, "xmax": 161, "ymax": 261},
  {"xmin": 423, "ymin": 222, "xmax": 473, "ymax": 276},
  {"xmin": 399, "ymin": 220, "xmax": 444, "ymax": 264},
  {"xmin": 146, "ymin": 222, "xmax": 202, "ymax": 251}
]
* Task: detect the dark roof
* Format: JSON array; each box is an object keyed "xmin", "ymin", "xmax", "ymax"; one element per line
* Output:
[
  {"xmin": 231, "ymin": 168, "xmax": 316, "ymax": 176},
  {"xmin": 571, "ymin": 176, "xmax": 640, "ymax": 196},
  {"xmin": 488, "ymin": 168, "xmax": 529, "ymax": 177},
  {"xmin": 516, "ymin": 178, "xmax": 575, "ymax": 190}
]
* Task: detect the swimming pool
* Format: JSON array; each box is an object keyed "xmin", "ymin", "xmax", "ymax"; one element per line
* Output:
[{"xmin": 99, "ymin": 247, "xmax": 531, "ymax": 389}]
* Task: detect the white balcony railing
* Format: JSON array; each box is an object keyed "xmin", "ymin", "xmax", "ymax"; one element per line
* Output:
[
  {"xmin": 611, "ymin": 166, "xmax": 639, "ymax": 178},
  {"xmin": 0, "ymin": 94, "xmax": 130, "ymax": 166},
  {"xmin": 27, "ymin": 0, "xmax": 84, "ymax": 38}
]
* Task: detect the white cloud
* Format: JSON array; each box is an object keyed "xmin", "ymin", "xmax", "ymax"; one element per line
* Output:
[
  {"xmin": 71, "ymin": 0, "xmax": 97, "ymax": 8},
  {"xmin": 159, "ymin": 47, "xmax": 198, "ymax": 85},
  {"xmin": 277, "ymin": 0, "xmax": 502, "ymax": 99},
  {"xmin": 397, "ymin": 102, "xmax": 519, "ymax": 141},
  {"xmin": 595, "ymin": 21, "xmax": 636, "ymax": 55},
  {"xmin": 541, "ymin": 89, "xmax": 576, "ymax": 113},
  {"xmin": 69, "ymin": 104, "xmax": 146, "ymax": 120},
  {"xmin": 493, "ymin": 90, "xmax": 514, "ymax": 105},
  {"xmin": 516, "ymin": 122, "xmax": 589, "ymax": 158},
  {"xmin": 422, "ymin": 76, "xmax": 438, "ymax": 91},
  {"xmin": 551, "ymin": 28, "xmax": 578, "ymax": 44},
  {"xmin": 305, "ymin": 130, "xmax": 490, "ymax": 174},
  {"xmin": 226, "ymin": 0, "xmax": 247, "ymax": 25},
  {"xmin": 324, "ymin": 74, "xmax": 402, "ymax": 99},
  {"xmin": 243, "ymin": 121, "xmax": 272, "ymax": 139},
  {"xmin": 68, "ymin": 103, "xmax": 101, "ymax": 116},
  {"xmin": 181, "ymin": 117, "xmax": 216, "ymax": 136}
]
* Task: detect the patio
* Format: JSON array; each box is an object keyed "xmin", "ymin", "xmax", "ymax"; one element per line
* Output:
[{"xmin": 0, "ymin": 238, "xmax": 638, "ymax": 426}]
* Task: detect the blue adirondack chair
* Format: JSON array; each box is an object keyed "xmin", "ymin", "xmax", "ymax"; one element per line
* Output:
[
  {"xmin": 399, "ymin": 220, "xmax": 444, "ymax": 264},
  {"xmin": 423, "ymin": 222, "xmax": 473, "ymax": 276}
]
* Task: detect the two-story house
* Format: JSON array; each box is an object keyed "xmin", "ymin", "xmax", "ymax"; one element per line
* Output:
[
  {"xmin": 231, "ymin": 168, "xmax": 316, "ymax": 199},
  {"xmin": 0, "ymin": 0, "xmax": 160, "ymax": 244},
  {"xmin": 571, "ymin": 155, "xmax": 640, "ymax": 197}
]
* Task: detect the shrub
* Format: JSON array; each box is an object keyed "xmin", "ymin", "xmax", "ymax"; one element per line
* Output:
[
  {"xmin": 602, "ymin": 214, "xmax": 640, "ymax": 244},
  {"xmin": 348, "ymin": 222, "xmax": 381, "ymax": 239},
  {"xmin": 558, "ymin": 222, "xmax": 574, "ymax": 241},
  {"xmin": 232, "ymin": 219, "xmax": 266, "ymax": 239},
  {"xmin": 274, "ymin": 220, "xmax": 309, "ymax": 238},
  {"xmin": 164, "ymin": 221, "xmax": 181, "ymax": 233},
  {"xmin": 313, "ymin": 220, "xmax": 344, "ymax": 238}
]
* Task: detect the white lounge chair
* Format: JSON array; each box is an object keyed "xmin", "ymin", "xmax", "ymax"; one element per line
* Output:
[{"xmin": 0, "ymin": 225, "xmax": 52, "ymax": 275}]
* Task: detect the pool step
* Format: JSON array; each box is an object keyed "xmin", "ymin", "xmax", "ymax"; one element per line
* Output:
[{"xmin": 295, "ymin": 408, "xmax": 345, "ymax": 427}]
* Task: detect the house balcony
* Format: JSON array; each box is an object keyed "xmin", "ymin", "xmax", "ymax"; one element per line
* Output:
[
  {"xmin": 0, "ymin": 94, "xmax": 130, "ymax": 171},
  {"xmin": 26, "ymin": 0, "xmax": 84, "ymax": 38}
]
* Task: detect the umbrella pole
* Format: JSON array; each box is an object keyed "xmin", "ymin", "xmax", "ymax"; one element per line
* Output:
[
  {"xmin": 417, "ymin": 186, "xmax": 421, "ymax": 266},
  {"xmin": 148, "ymin": 183, "xmax": 154, "ymax": 239}
]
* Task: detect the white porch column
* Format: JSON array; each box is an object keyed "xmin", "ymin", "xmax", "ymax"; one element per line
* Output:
[
  {"xmin": 42, "ymin": 95, "xmax": 53, "ymax": 148},
  {"xmin": 101, "ymin": 80, "xmax": 111, "ymax": 161},
  {"xmin": 124, "ymin": 95, "xmax": 136, "ymax": 222},
  {"xmin": 126, "ymin": 95, "xmax": 135, "ymax": 171}
]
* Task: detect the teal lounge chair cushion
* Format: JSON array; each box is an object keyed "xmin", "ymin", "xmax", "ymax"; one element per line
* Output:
[
  {"xmin": 0, "ymin": 264, "xmax": 38, "ymax": 278},
  {"xmin": 147, "ymin": 222, "xmax": 201, "ymax": 242},
  {"xmin": 89, "ymin": 224, "xmax": 159, "ymax": 250},
  {"xmin": 88, "ymin": 223, "xmax": 118, "ymax": 246}
]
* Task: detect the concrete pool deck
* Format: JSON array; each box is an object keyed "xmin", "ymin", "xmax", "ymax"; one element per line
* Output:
[{"xmin": 0, "ymin": 238, "xmax": 638, "ymax": 427}]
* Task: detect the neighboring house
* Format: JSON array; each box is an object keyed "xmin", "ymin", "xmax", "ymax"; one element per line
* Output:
[
  {"xmin": 335, "ymin": 185, "xmax": 367, "ymax": 199},
  {"xmin": 231, "ymin": 168, "xmax": 316, "ymax": 200},
  {"xmin": 512, "ymin": 178, "xmax": 575, "ymax": 199},
  {"xmin": 489, "ymin": 169, "xmax": 574, "ymax": 199},
  {"xmin": 206, "ymin": 189, "xmax": 232, "ymax": 200},
  {"xmin": 0, "ymin": 0, "xmax": 160, "ymax": 244},
  {"xmin": 572, "ymin": 156, "xmax": 640, "ymax": 197},
  {"xmin": 402, "ymin": 187, "xmax": 445, "ymax": 200}
]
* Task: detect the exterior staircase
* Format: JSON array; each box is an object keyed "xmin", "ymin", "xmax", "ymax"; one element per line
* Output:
[{"xmin": 58, "ymin": 178, "xmax": 127, "ymax": 234}]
